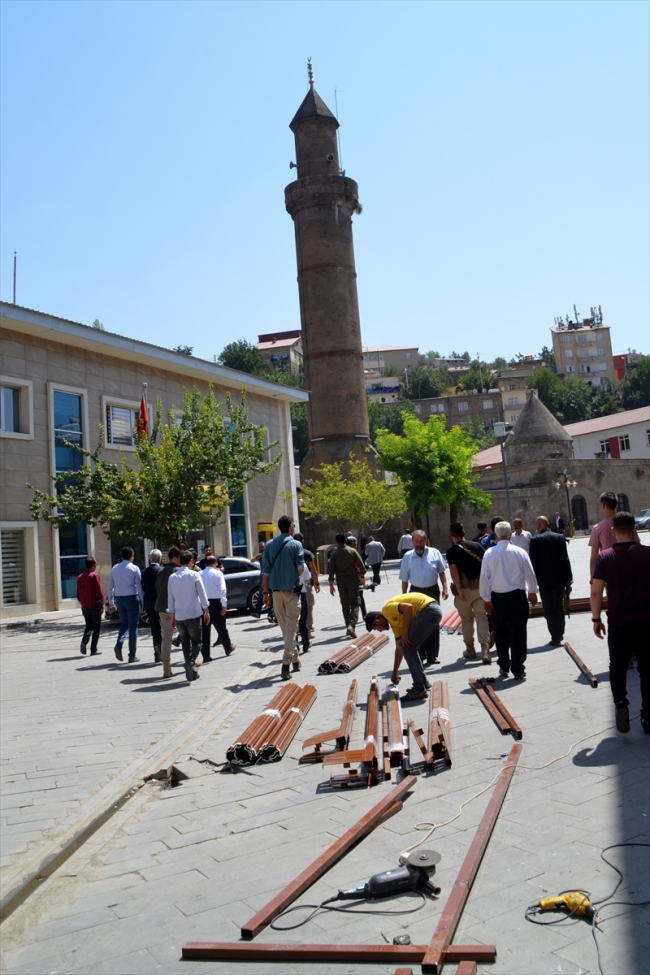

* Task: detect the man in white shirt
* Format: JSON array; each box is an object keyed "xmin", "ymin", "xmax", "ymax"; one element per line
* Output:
[
  {"xmin": 480, "ymin": 522, "xmax": 539, "ymax": 680},
  {"xmin": 397, "ymin": 530, "xmax": 414, "ymax": 559},
  {"xmin": 167, "ymin": 551, "xmax": 210, "ymax": 682},
  {"xmin": 399, "ymin": 530, "xmax": 448, "ymax": 665},
  {"xmin": 201, "ymin": 557, "xmax": 234, "ymax": 659},
  {"xmin": 510, "ymin": 518, "xmax": 532, "ymax": 553},
  {"xmin": 108, "ymin": 546, "xmax": 144, "ymax": 663}
]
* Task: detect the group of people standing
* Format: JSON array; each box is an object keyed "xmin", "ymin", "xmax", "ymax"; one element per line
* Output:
[{"xmin": 75, "ymin": 544, "xmax": 234, "ymax": 683}]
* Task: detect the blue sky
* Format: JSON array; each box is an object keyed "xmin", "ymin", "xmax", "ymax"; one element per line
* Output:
[{"xmin": 1, "ymin": 0, "xmax": 648, "ymax": 361}]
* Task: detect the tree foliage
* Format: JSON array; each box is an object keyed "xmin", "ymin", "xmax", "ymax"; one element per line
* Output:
[
  {"xmin": 29, "ymin": 387, "xmax": 279, "ymax": 545},
  {"xmin": 459, "ymin": 414, "xmax": 497, "ymax": 449},
  {"xmin": 525, "ymin": 368, "xmax": 593, "ymax": 422},
  {"xmin": 173, "ymin": 345, "xmax": 193, "ymax": 356},
  {"xmin": 401, "ymin": 365, "xmax": 451, "ymax": 400},
  {"xmin": 218, "ymin": 339, "xmax": 266, "ymax": 375},
  {"xmin": 538, "ymin": 345, "xmax": 556, "ymax": 368},
  {"xmin": 367, "ymin": 398, "xmax": 417, "ymax": 442},
  {"xmin": 299, "ymin": 452, "xmax": 406, "ymax": 534},
  {"xmin": 458, "ymin": 360, "xmax": 491, "ymax": 393},
  {"xmin": 375, "ymin": 413, "xmax": 491, "ymax": 520},
  {"xmin": 620, "ymin": 358, "xmax": 650, "ymax": 409},
  {"xmin": 591, "ymin": 380, "xmax": 624, "ymax": 417}
]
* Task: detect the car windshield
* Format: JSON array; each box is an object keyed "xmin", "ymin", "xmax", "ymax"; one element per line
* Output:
[{"xmin": 637, "ymin": 510, "xmax": 650, "ymax": 517}]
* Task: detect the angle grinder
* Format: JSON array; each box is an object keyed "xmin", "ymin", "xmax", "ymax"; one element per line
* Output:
[{"xmin": 333, "ymin": 850, "xmax": 442, "ymax": 900}]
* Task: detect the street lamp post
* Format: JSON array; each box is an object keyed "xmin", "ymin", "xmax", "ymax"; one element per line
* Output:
[
  {"xmin": 493, "ymin": 421, "xmax": 513, "ymax": 525},
  {"xmin": 555, "ymin": 469, "xmax": 577, "ymax": 537}
]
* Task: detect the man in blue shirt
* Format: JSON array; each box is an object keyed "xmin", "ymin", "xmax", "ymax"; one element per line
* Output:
[
  {"xmin": 262, "ymin": 515, "xmax": 304, "ymax": 681},
  {"xmin": 399, "ymin": 530, "xmax": 448, "ymax": 666},
  {"xmin": 108, "ymin": 547, "xmax": 144, "ymax": 663}
]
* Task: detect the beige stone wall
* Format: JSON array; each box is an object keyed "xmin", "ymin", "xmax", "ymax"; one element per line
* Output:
[{"xmin": 1, "ymin": 328, "xmax": 295, "ymax": 614}]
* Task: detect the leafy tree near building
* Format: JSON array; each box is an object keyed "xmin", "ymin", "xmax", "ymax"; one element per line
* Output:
[
  {"xmin": 525, "ymin": 369, "xmax": 592, "ymax": 422},
  {"xmin": 459, "ymin": 414, "xmax": 497, "ymax": 449},
  {"xmin": 458, "ymin": 360, "xmax": 491, "ymax": 393},
  {"xmin": 401, "ymin": 365, "xmax": 450, "ymax": 400},
  {"xmin": 218, "ymin": 339, "xmax": 266, "ymax": 375},
  {"xmin": 538, "ymin": 345, "xmax": 556, "ymax": 368},
  {"xmin": 173, "ymin": 345, "xmax": 194, "ymax": 356},
  {"xmin": 367, "ymin": 398, "xmax": 417, "ymax": 442},
  {"xmin": 28, "ymin": 388, "xmax": 279, "ymax": 546},
  {"xmin": 375, "ymin": 413, "xmax": 491, "ymax": 526},
  {"xmin": 620, "ymin": 357, "xmax": 650, "ymax": 409},
  {"xmin": 299, "ymin": 452, "xmax": 406, "ymax": 536},
  {"xmin": 591, "ymin": 380, "xmax": 624, "ymax": 417}
]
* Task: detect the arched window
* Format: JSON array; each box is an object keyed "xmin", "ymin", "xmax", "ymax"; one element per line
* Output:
[
  {"xmin": 571, "ymin": 495, "xmax": 588, "ymax": 531},
  {"xmin": 617, "ymin": 493, "xmax": 630, "ymax": 512}
]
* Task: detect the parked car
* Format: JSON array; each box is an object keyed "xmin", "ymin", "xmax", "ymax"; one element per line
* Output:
[
  {"xmin": 634, "ymin": 509, "xmax": 650, "ymax": 531},
  {"xmin": 217, "ymin": 557, "xmax": 261, "ymax": 611}
]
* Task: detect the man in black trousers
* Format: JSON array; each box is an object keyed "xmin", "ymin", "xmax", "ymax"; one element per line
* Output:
[
  {"xmin": 529, "ymin": 516, "xmax": 573, "ymax": 647},
  {"xmin": 141, "ymin": 549, "xmax": 163, "ymax": 661}
]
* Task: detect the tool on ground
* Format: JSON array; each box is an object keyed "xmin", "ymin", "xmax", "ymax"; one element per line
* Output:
[
  {"xmin": 469, "ymin": 677, "xmax": 522, "ymax": 739},
  {"xmin": 335, "ymin": 850, "xmax": 442, "ymax": 900},
  {"xmin": 382, "ymin": 685, "xmax": 411, "ymax": 779},
  {"xmin": 564, "ymin": 641, "xmax": 598, "ymax": 688},
  {"xmin": 318, "ymin": 632, "xmax": 388, "ymax": 674},
  {"xmin": 300, "ymin": 679, "xmax": 357, "ymax": 763},
  {"xmin": 537, "ymin": 891, "xmax": 596, "ymax": 918},
  {"xmin": 324, "ymin": 675, "xmax": 380, "ymax": 786}
]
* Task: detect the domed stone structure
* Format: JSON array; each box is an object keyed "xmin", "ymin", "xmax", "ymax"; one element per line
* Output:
[{"xmin": 504, "ymin": 391, "xmax": 573, "ymax": 466}]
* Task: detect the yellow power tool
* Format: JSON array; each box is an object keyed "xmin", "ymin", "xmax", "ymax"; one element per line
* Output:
[{"xmin": 538, "ymin": 891, "xmax": 596, "ymax": 918}]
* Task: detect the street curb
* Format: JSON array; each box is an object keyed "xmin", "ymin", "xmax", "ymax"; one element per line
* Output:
[{"xmin": 0, "ymin": 650, "xmax": 281, "ymax": 922}]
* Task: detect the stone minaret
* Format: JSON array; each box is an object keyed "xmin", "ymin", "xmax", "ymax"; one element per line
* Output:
[{"xmin": 285, "ymin": 66, "xmax": 370, "ymax": 477}]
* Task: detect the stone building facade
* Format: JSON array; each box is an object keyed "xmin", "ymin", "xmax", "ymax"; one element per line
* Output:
[{"xmin": 0, "ymin": 303, "xmax": 307, "ymax": 618}]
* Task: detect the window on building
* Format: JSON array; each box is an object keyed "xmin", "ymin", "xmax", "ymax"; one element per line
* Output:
[
  {"xmin": 562, "ymin": 335, "xmax": 571, "ymax": 343},
  {"xmin": 567, "ymin": 365, "xmax": 575, "ymax": 373},
  {"xmin": 577, "ymin": 335, "xmax": 587, "ymax": 343},
  {"xmin": 106, "ymin": 404, "xmax": 138, "ymax": 446},
  {"xmin": 429, "ymin": 404, "xmax": 437, "ymax": 413},
  {"xmin": 509, "ymin": 414, "xmax": 518, "ymax": 423},
  {"xmin": 53, "ymin": 389, "xmax": 88, "ymax": 598},
  {"xmin": 508, "ymin": 384, "xmax": 517, "ymax": 390},
  {"xmin": 617, "ymin": 493, "xmax": 630, "ymax": 511},
  {"xmin": 578, "ymin": 350, "xmax": 590, "ymax": 358},
  {"xmin": 482, "ymin": 399, "xmax": 493, "ymax": 409},
  {"xmin": 405, "ymin": 353, "xmax": 412, "ymax": 359},
  {"xmin": 619, "ymin": 435, "xmax": 630, "ymax": 452},
  {"xmin": 599, "ymin": 439, "xmax": 611, "ymax": 457},
  {"xmin": 508, "ymin": 397, "xmax": 518, "ymax": 406},
  {"xmin": 565, "ymin": 350, "xmax": 573, "ymax": 357},
  {"xmin": 229, "ymin": 494, "xmax": 248, "ymax": 557},
  {"xmin": 1, "ymin": 529, "xmax": 26, "ymax": 604},
  {"xmin": 597, "ymin": 348, "xmax": 606, "ymax": 356},
  {"xmin": 457, "ymin": 402, "xmax": 468, "ymax": 412},
  {"xmin": 0, "ymin": 385, "xmax": 20, "ymax": 432},
  {"xmin": 581, "ymin": 365, "xmax": 591, "ymax": 373},
  {"xmin": 414, "ymin": 405, "xmax": 422, "ymax": 415},
  {"xmin": 647, "ymin": 429, "xmax": 650, "ymax": 446},
  {"xmin": 597, "ymin": 363, "xmax": 607, "ymax": 371}
]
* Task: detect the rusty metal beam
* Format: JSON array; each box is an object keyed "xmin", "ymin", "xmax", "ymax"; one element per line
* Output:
[
  {"xmin": 477, "ymin": 679, "xmax": 522, "ymax": 740},
  {"xmin": 237, "ymin": 774, "xmax": 416, "ymax": 940},
  {"xmin": 453, "ymin": 963, "xmax": 477, "ymax": 975},
  {"xmin": 564, "ymin": 642, "xmax": 598, "ymax": 688},
  {"xmin": 181, "ymin": 943, "xmax": 497, "ymax": 964},
  {"xmin": 469, "ymin": 679, "xmax": 509, "ymax": 735},
  {"xmin": 421, "ymin": 743, "xmax": 522, "ymax": 974}
]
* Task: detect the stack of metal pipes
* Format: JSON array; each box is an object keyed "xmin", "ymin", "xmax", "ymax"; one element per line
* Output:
[
  {"xmin": 258, "ymin": 684, "xmax": 318, "ymax": 763},
  {"xmin": 318, "ymin": 632, "xmax": 388, "ymax": 674},
  {"xmin": 439, "ymin": 609, "xmax": 462, "ymax": 634},
  {"xmin": 227, "ymin": 684, "xmax": 314, "ymax": 766}
]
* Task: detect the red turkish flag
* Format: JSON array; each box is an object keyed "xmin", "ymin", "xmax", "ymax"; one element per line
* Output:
[{"xmin": 137, "ymin": 395, "xmax": 149, "ymax": 438}]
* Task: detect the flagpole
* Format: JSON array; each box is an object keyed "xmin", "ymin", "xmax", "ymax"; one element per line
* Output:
[{"xmin": 142, "ymin": 382, "xmax": 148, "ymax": 438}]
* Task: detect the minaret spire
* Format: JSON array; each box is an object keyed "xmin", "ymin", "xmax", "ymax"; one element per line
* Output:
[{"xmin": 307, "ymin": 57, "xmax": 314, "ymax": 88}]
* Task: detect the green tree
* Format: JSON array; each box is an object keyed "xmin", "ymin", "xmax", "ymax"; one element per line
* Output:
[
  {"xmin": 525, "ymin": 369, "xmax": 592, "ymax": 422},
  {"xmin": 491, "ymin": 356, "xmax": 508, "ymax": 372},
  {"xmin": 290, "ymin": 401, "xmax": 309, "ymax": 465},
  {"xmin": 620, "ymin": 358, "xmax": 650, "ymax": 409},
  {"xmin": 92, "ymin": 319, "xmax": 105, "ymax": 331},
  {"xmin": 367, "ymin": 398, "xmax": 417, "ymax": 442},
  {"xmin": 218, "ymin": 339, "xmax": 266, "ymax": 375},
  {"xmin": 539, "ymin": 345, "xmax": 556, "ymax": 368},
  {"xmin": 375, "ymin": 413, "xmax": 491, "ymax": 524},
  {"xmin": 525, "ymin": 368, "xmax": 562, "ymax": 414},
  {"xmin": 29, "ymin": 387, "xmax": 279, "ymax": 545},
  {"xmin": 402, "ymin": 366, "xmax": 450, "ymax": 400},
  {"xmin": 299, "ymin": 452, "xmax": 407, "ymax": 535},
  {"xmin": 458, "ymin": 360, "xmax": 490, "ymax": 393},
  {"xmin": 459, "ymin": 414, "xmax": 497, "ymax": 449},
  {"xmin": 591, "ymin": 380, "xmax": 624, "ymax": 417},
  {"xmin": 173, "ymin": 345, "xmax": 193, "ymax": 356}
]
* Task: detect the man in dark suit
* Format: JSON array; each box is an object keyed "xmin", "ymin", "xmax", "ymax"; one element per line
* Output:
[
  {"xmin": 141, "ymin": 549, "xmax": 163, "ymax": 662},
  {"xmin": 529, "ymin": 516, "xmax": 573, "ymax": 646}
]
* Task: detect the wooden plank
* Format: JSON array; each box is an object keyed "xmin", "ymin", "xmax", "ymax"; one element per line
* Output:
[
  {"xmin": 478, "ymin": 680, "xmax": 523, "ymax": 740},
  {"xmin": 469, "ymin": 679, "xmax": 509, "ymax": 735},
  {"xmin": 564, "ymin": 642, "xmax": 598, "ymax": 688},
  {"xmin": 421, "ymin": 744, "xmax": 521, "ymax": 973},
  {"xmin": 181, "ymin": 943, "xmax": 496, "ymax": 964},
  {"xmin": 238, "ymin": 775, "xmax": 416, "ymax": 940}
]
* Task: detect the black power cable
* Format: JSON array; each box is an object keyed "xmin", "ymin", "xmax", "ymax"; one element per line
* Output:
[{"xmin": 270, "ymin": 889, "xmax": 429, "ymax": 931}]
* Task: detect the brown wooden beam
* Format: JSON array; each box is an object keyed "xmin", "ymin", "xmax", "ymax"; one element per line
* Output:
[
  {"xmin": 238, "ymin": 774, "xmax": 416, "ymax": 940},
  {"xmin": 421, "ymin": 743, "xmax": 522, "ymax": 974},
  {"xmin": 181, "ymin": 943, "xmax": 496, "ymax": 964},
  {"xmin": 564, "ymin": 642, "xmax": 598, "ymax": 688}
]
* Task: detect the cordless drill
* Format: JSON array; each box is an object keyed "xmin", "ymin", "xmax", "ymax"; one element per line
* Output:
[
  {"xmin": 538, "ymin": 892, "xmax": 596, "ymax": 918},
  {"xmin": 333, "ymin": 850, "xmax": 441, "ymax": 900}
]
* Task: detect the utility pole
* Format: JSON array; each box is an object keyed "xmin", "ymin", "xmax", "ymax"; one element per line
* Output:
[
  {"xmin": 494, "ymin": 421, "xmax": 513, "ymax": 524},
  {"xmin": 13, "ymin": 251, "xmax": 17, "ymax": 304}
]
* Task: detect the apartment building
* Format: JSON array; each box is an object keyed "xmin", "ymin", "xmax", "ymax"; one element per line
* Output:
[
  {"xmin": 0, "ymin": 303, "xmax": 307, "ymax": 618},
  {"xmin": 411, "ymin": 391, "xmax": 501, "ymax": 429},
  {"xmin": 362, "ymin": 345, "xmax": 418, "ymax": 379},
  {"xmin": 255, "ymin": 330, "xmax": 303, "ymax": 373},
  {"xmin": 551, "ymin": 321, "xmax": 614, "ymax": 387}
]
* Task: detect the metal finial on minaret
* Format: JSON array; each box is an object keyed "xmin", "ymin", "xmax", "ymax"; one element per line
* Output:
[{"xmin": 307, "ymin": 57, "xmax": 314, "ymax": 87}]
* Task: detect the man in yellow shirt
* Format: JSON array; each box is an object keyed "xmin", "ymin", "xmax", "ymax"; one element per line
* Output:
[{"xmin": 365, "ymin": 593, "xmax": 442, "ymax": 701}]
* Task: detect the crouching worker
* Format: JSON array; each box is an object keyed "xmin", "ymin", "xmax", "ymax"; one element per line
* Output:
[{"xmin": 365, "ymin": 593, "xmax": 442, "ymax": 701}]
